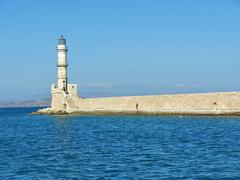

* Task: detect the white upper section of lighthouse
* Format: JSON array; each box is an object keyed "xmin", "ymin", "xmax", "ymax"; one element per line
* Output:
[{"xmin": 57, "ymin": 35, "xmax": 68, "ymax": 92}]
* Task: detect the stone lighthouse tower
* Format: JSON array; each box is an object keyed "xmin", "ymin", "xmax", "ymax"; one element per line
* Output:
[
  {"xmin": 51, "ymin": 35, "xmax": 79, "ymax": 110},
  {"xmin": 57, "ymin": 35, "xmax": 68, "ymax": 92}
]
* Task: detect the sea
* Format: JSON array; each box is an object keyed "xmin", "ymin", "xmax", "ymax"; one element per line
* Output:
[{"xmin": 1, "ymin": 107, "xmax": 240, "ymax": 179}]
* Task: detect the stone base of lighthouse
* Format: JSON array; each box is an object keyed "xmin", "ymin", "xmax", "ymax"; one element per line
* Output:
[{"xmin": 50, "ymin": 83, "xmax": 80, "ymax": 110}]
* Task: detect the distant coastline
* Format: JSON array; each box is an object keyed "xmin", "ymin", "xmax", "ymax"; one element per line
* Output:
[{"xmin": 0, "ymin": 98, "xmax": 50, "ymax": 108}]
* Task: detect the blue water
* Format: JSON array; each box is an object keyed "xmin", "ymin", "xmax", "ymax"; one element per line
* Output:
[{"xmin": 1, "ymin": 108, "xmax": 240, "ymax": 179}]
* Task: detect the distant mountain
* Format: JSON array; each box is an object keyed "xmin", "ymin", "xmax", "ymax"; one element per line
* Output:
[{"xmin": 0, "ymin": 98, "xmax": 51, "ymax": 108}]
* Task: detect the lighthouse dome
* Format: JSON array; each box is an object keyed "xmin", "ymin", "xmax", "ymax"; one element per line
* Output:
[{"xmin": 58, "ymin": 34, "xmax": 66, "ymax": 45}]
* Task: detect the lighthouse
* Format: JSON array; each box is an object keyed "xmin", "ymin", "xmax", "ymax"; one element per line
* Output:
[
  {"xmin": 51, "ymin": 35, "xmax": 79, "ymax": 110},
  {"xmin": 57, "ymin": 34, "xmax": 68, "ymax": 92}
]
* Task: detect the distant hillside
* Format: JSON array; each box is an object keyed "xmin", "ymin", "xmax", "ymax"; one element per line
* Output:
[{"xmin": 0, "ymin": 98, "xmax": 51, "ymax": 108}]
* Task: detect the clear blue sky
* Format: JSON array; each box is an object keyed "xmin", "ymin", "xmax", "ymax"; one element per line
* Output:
[{"xmin": 0, "ymin": 0, "xmax": 240, "ymax": 101}]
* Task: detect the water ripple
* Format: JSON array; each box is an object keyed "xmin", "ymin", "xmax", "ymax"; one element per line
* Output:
[{"xmin": 1, "ymin": 108, "xmax": 240, "ymax": 179}]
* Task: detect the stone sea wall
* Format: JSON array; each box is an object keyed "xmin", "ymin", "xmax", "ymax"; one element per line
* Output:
[
  {"xmin": 76, "ymin": 92, "xmax": 240, "ymax": 111},
  {"xmin": 35, "ymin": 92, "xmax": 240, "ymax": 115}
]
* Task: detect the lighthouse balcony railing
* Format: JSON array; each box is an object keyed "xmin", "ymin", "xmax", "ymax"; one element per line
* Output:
[{"xmin": 57, "ymin": 63, "xmax": 68, "ymax": 67}]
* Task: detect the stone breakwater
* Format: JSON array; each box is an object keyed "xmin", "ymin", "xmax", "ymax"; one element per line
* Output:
[{"xmin": 34, "ymin": 92, "xmax": 240, "ymax": 116}]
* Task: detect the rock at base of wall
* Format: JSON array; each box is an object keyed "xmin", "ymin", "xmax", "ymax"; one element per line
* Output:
[
  {"xmin": 32, "ymin": 108, "xmax": 240, "ymax": 116},
  {"xmin": 32, "ymin": 108, "xmax": 69, "ymax": 115}
]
